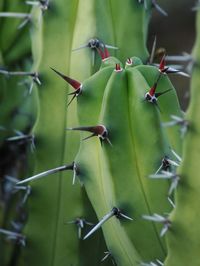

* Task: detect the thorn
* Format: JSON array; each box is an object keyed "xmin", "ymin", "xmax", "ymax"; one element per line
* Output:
[
  {"xmin": 6, "ymin": 133, "xmax": 35, "ymax": 151},
  {"xmin": 26, "ymin": 0, "xmax": 49, "ymax": 11},
  {"xmin": 16, "ymin": 163, "xmax": 75, "ymax": 185},
  {"xmin": 155, "ymin": 88, "xmax": 172, "ymax": 98},
  {"xmin": 72, "ymin": 162, "xmax": 78, "ymax": 185},
  {"xmin": 84, "ymin": 207, "xmax": 133, "ymax": 240},
  {"xmin": 140, "ymin": 260, "xmax": 163, "ymax": 266},
  {"xmin": 115, "ymin": 63, "xmax": 123, "ymax": 72},
  {"xmin": 126, "ymin": 58, "xmax": 133, "ymax": 66},
  {"xmin": 149, "ymin": 36, "xmax": 157, "ymax": 64},
  {"xmin": 158, "ymin": 54, "xmax": 167, "ymax": 72},
  {"xmin": 158, "ymin": 58, "xmax": 190, "ymax": 77},
  {"xmin": 0, "ymin": 12, "xmax": 31, "ymax": 29},
  {"xmin": 97, "ymin": 46, "xmax": 110, "ymax": 61},
  {"xmin": 50, "ymin": 67, "xmax": 82, "ymax": 91},
  {"xmin": 12, "ymin": 185, "xmax": 31, "ymax": 205},
  {"xmin": 149, "ymin": 171, "xmax": 180, "ymax": 195},
  {"xmin": 101, "ymin": 251, "xmax": 116, "ymax": 265},
  {"xmin": 171, "ymin": 149, "xmax": 182, "ymax": 163},
  {"xmin": 151, "ymin": 0, "xmax": 168, "ymax": 16},
  {"xmin": 162, "ymin": 115, "xmax": 189, "ymax": 137},
  {"xmin": 51, "ymin": 68, "xmax": 82, "ymax": 105},
  {"xmin": 72, "ymin": 38, "xmax": 118, "ymax": 52},
  {"xmin": 0, "ymin": 228, "xmax": 26, "ymax": 246},
  {"xmin": 67, "ymin": 125, "xmax": 112, "ymax": 146},
  {"xmin": 67, "ymin": 218, "xmax": 93, "ymax": 239},
  {"xmin": 144, "ymin": 73, "xmax": 163, "ymax": 103},
  {"xmin": 154, "ymin": 155, "xmax": 179, "ymax": 174},
  {"xmin": 168, "ymin": 197, "xmax": 175, "ymax": 208},
  {"xmin": 142, "ymin": 213, "xmax": 171, "ymax": 237}
]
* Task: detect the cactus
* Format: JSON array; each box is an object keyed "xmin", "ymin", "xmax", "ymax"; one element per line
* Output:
[
  {"xmin": 164, "ymin": 4, "xmax": 200, "ymax": 266},
  {"xmin": 1, "ymin": 0, "xmax": 200, "ymax": 266}
]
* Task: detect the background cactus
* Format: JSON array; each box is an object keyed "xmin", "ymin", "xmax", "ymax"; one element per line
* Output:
[{"xmin": 0, "ymin": 0, "xmax": 199, "ymax": 266}]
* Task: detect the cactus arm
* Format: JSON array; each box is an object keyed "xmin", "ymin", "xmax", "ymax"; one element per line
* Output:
[
  {"xmin": 165, "ymin": 9, "xmax": 200, "ymax": 266},
  {"xmin": 100, "ymin": 68, "xmax": 170, "ymax": 260},
  {"xmin": 75, "ymin": 62, "xmax": 183, "ymax": 262}
]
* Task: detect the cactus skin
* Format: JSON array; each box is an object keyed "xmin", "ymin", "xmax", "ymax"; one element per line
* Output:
[
  {"xmin": 165, "ymin": 8, "xmax": 200, "ymax": 266},
  {"xmin": 73, "ymin": 58, "xmax": 182, "ymax": 265}
]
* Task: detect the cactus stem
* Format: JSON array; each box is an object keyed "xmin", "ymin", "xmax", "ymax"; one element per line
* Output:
[
  {"xmin": 16, "ymin": 163, "xmax": 75, "ymax": 185},
  {"xmin": 142, "ymin": 214, "xmax": 171, "ymax": 237},
  {"xmin": 151, "ymin": 0, "xmax": 168, "ymax": 17},
  {"xmin": 67, "ymin": 218, "xmax": 93, "ymax": 239},
  {"xmin": 83, "ymin": 207, "xmax": 133, "ymax": 240},
  {"xmin": 0, "ymin": 228, "xmax": 26, "ymax": 246}
]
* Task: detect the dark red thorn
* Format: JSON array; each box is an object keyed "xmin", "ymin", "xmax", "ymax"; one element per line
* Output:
[
  {"xmin": 149, "ymin": 84, "xmax": 157, "ymax": 97},
  {"xmin": 97, "ymin": 47, "xmax": 105, "ymax": 60},
  {"xmin": 115, "ymin": 63, "xmax": 122, "ymax": 72},
  {"xmin": 126, "ymin": 58, "xmax": 133, "ymax": 65},
  {"xmin": 148, "ymin": 72, "xmax": 162, "ymax": 97},
  {"xmin": 104, "ymin": 46, "xmax": 110, "ymax": 58},
  {"xmin": 155, "ymin": 88, "xmax": 172, "ymax": 98},
  {"xmin": 67, "ymin": 125, "xmax": 112, "ymax": 145},
  {"xmin": 67, "ymin": 125, "xmax": 105, "ymax": 135},
  {"xmin": 97, "ymin": 46, "xmax": 110, "ymax": 61},
  {"xmin": 159, "ymin": 54, "xmax": 166, "ymax": 72},
  {"xmin": 51, "ymin": 67, "xmax": 82, "ymax": 91}
]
